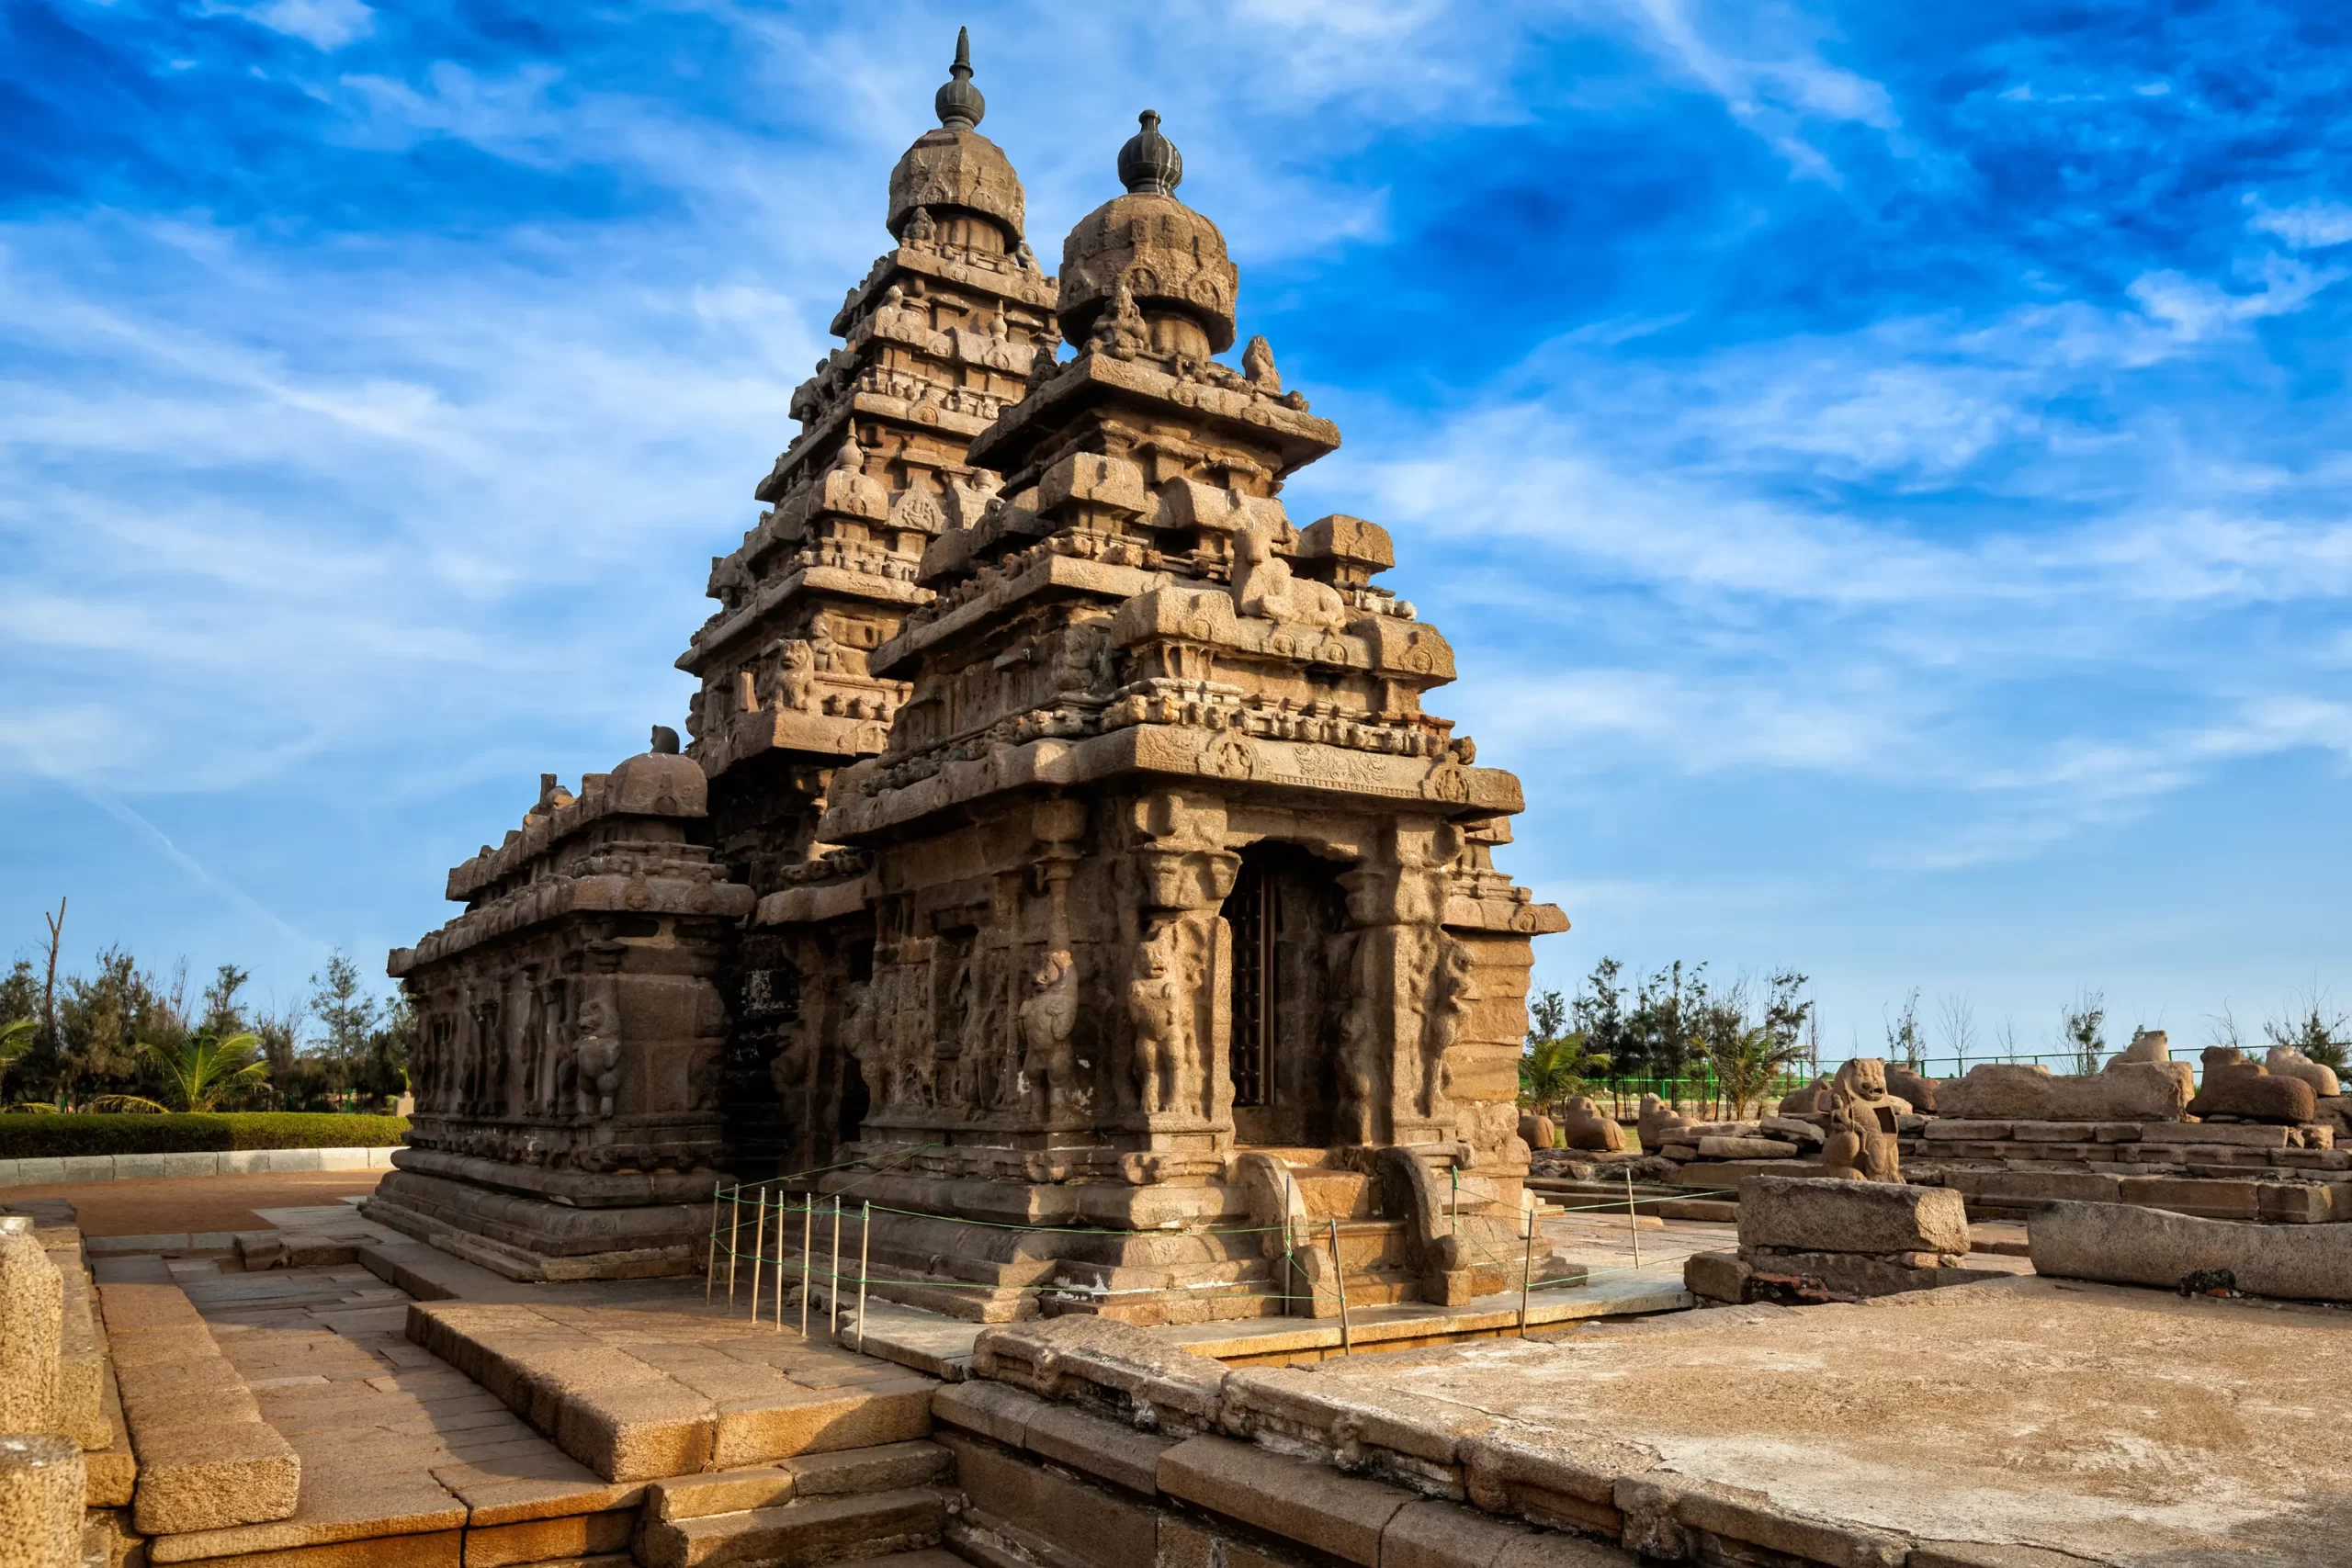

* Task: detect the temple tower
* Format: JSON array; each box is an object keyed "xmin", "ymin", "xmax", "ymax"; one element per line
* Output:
[
  {"xmin": 675, "ymin": 33, "xmax": 1061, "ymax": 1179},
  {"xmin": 757, "ymin": 112, "xmax": 1566, "ymax": 1322}
]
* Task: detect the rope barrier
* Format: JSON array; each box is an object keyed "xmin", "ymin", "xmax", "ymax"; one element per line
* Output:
[{"xmin": 702, "ymin": 1145, "xmax": 1746, "ymax": 1332}]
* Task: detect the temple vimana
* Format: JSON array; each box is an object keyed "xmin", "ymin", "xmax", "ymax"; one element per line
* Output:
[{"xmin": 379, "ymin": 31, "xmax": 1566, "ymax": 1322}]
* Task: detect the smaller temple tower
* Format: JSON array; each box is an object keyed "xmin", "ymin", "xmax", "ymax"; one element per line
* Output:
[
  {"xmin": 674, "ymin": 31, "xmax": 1061, "ymax": 1180},
  {"xmin": 378, "ymin": 736, "xmax": 753, "ymax": 1278}
]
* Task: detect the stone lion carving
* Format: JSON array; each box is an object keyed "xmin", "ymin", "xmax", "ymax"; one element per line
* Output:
[
  {"xmin": 1819, "ymin": 1056, "xmax": 1903, "ymax": 1182},
  {"xmin": 2265, "ymin": 1044, "xmax": 2342, "ymax": 1098},
  {"xmin": 1231, "ymin": 525, "xmax": 1348, "ymax": 631}
]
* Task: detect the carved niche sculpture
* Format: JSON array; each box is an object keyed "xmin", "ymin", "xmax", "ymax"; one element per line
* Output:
[{"xmin": 1018, "ymin": 949, "xmax": 1081, "ymax": 1115}]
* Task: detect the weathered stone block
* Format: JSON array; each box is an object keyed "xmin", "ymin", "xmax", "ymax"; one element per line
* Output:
[
  {"xmin": 2116, "ymin": 1177, "xmax": 2259, "ymax": 1220},
  {"xmin": 130, "ymin": 1418, "xmax": 300, "ymax": 1535},
  {"xmin": 2030, "ymin": 1199, "xmax": 2352, "ymax": 1301},
  {"xmin": 1744, "ymin": 1248, "xmax": 2006, "ymax": 1300},
  {"xmin": 1681, "ymin": 1251, "xmax": 1750, "ymax": 1303},
  {"xmin": 0, "ymin": 1218, "xmax": 62, "ymax": 1435},
  {"xmin": 0, "ymin": 1434, "xmax": 82, "ymax": 1568},
  {"xmin": 1937, "ymin": 1062, "xmax": 2191, "ymax": 1122},
  {"xmin": 1159, "ymin": 1434, "xmax": 1406, "ymax": 1566},
  {"xmin": 1697, "ymin": 1136, "xmax": 1798, "ymax": 1160},
  {"xmin": 1736, "ymin": 1176, "xmax": 1970, "ymax": 1256}
]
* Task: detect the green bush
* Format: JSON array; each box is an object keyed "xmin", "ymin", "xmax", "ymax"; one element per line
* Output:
[{"xmin": 0, "ymin": 1112, "xmax": 408, "ymax": 1160}]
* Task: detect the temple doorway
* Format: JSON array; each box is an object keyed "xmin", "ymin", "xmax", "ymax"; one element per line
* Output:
[{"xmin": 1222, "ymin": 840, "xmax": 1349, "ymax": 1147}]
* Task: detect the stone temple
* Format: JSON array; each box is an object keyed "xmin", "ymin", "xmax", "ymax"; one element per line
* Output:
[{"xmin": 379, "ymin": 34, "xmax": 1566, "ymax": 1322}]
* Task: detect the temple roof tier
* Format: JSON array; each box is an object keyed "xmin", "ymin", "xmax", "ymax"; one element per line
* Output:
[
  {"xmin": 967, "ymin": 347, "xmax": 1337, "ymax": 484},
  {"xmin": 812, "ymin": 722, "xmax": 1523, "ymax": 852}
]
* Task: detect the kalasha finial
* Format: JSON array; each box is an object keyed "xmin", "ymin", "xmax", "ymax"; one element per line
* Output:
[
  {"xmin": 935, "ymin": 26, "xmax": 984, "ymax": 130},
  {"xmin": 1117, "ymin": 109, "xmax": 1183, "ymax": 196}
]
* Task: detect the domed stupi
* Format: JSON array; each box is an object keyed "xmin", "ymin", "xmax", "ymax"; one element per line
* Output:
[
  {"xmin": 1059, "ymin": 110, "xmax": 1238, "ymax": 353},
  {"xmin": 887, "ymin": 27, "xmax": 1025, "ymax": 246}
]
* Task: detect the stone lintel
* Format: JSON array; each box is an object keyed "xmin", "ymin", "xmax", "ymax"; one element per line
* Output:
[
  {"xmin": 968, "ymin": 350, "xmax": 1341, "ymax": 479},
  {"xmin": 1442, "ymin": 893, "xmax": 1568, "ymax": 936},
  {"xmin": 821, "ymin": 723, "xmax": 1524, "ymax": 846},
  {"xmin": 754, "ymin": 873, "xmax": 876, "ymax": 930}
]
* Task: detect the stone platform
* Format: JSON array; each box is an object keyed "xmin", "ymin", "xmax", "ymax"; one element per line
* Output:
[{"xmin": 948, "ymin": 1275, "xmax": 2349, "ymax": 1567}]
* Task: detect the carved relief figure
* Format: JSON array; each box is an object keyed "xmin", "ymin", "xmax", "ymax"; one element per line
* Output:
[
  {"xmin": 1329, "ymin": 927, "xmax": 1382, "ymax": 1145},
  {"xmin": 1090, "ymin": 276, "xmax": 1149, "ymax": 359},
  {"xmin": 572, "ymin": 984, "xmax": 623, "ymax": 1119},
  {"xmin": 775, "ymin": 640, "xmax": 818, "ymax": 712},
  {"xmin": 842, "ymin": 983, "xmax": 883, "ymax": 1109},
  {"xmin": 1019, "ymin": 949, "xmax": 1080, "ymax": 1115},
  {"xmin": 1127, "ymin": 923, "xmax": 1194, "ymax": 1115},
  {"xmin": 1418, "ymin": 933, "xmax": 1475, "ymax": 1119}
]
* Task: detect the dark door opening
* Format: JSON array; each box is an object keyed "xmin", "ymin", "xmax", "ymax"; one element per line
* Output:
[{"xmin": 1221, "ymin": 841, "xmax": 1348, "ymax": 1147}]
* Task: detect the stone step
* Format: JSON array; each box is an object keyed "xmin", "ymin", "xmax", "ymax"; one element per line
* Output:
[
  {"xmin": 636, "ymin": 1484, "xmax": 953, "ymax": 1568},
  {"xmin": 646, "ymin": 1441, "xmax": 953, "ymax": 1523},
  {"xmin": 96, "ymin": 1278, "xmax": 301, "ymax": 1535},
  {"xmin": 408, "ymin": 1300, "xmax": 938, "ymax": 1483}
]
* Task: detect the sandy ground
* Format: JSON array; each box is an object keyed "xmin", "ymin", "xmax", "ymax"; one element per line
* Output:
[
  {"xmin": 5, "ymin": 1169, "xmax": 386, "ymax": 1235},
  {"xmin": 1305, "ymin": 1275, "xmax": 2351, "ymax": 1565}
]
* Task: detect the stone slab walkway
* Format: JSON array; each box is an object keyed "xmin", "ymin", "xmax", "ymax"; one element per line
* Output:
[{"xmin": 152, "ymin": 1252, "xmax": 641, "ymax": 1566}]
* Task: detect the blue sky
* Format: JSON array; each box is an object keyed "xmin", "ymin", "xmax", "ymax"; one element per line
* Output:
[{"xmin": 6, "ymin": 0, "xmax": 2351, "ymax": 1066}]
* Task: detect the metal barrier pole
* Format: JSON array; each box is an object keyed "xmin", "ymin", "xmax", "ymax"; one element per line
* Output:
[
  {"xmin": 725, "ymin": 1187, "xmax": 741, "ymax": 1306},
  {"xmin": 704, "ymin": 1190, "xmax": 718, "ymax": 1305},
  {"xmin": 749, "ymin": 1189, "xmax": 766, "ymax": 1322},
  {"xmin": 775, "ymin": 1201, "xmax": 786, "ymax": 1332},
  {"xmin": 1624, "ymin": 1169, "xmax": 1643, "ymax": 1269},
  {"xmin": 857, "ymin": 1201, "xmax": 872, "ymax": 1353},
  {"xmin": 1328, "ymin": 1218, "xmax": 1351, "ymax": 1357},
  {"xmin": 831, "ymin": 1195, "xmax": 842, "ymax": 1338},
  {"xmin": 1518, "ymin": 1206, "xmax": 1536, "ymax": 1339},
  {"xmin": 800, "ymin": 1197, "xmax": 813, "ymax": 1338}
]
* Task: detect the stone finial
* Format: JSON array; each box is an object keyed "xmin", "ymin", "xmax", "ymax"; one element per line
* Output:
[
  {"xmin": 1117, "ymin": 110, "xmax": 1183, "ymax": 196},
  {"xmin": 935, "ymin": 26, "xmax": 984, "ymax": 130}
]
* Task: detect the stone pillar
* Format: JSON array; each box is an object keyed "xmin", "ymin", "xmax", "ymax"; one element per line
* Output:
[
  {"xmin": 0, "ymin": 1434, "xmax": 82, "ymax": 1568},
  {"xmin": 0, "ymin": 1216, "xmax": 61, "ymax": 1435}
]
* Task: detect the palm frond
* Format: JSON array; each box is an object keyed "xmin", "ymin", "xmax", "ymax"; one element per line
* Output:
[{"xmin": 137, "ymin": 1031, "xmax": 271, "ymax": 1112}]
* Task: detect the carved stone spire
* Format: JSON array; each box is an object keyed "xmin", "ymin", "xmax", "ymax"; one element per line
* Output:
[{"xmin": 935, "ymin": 26, "xmax": 984, "ymax": 130}]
